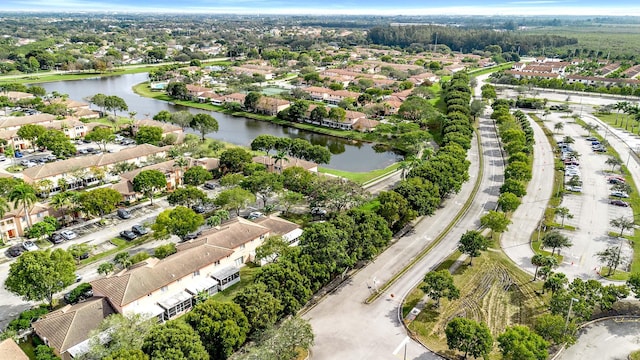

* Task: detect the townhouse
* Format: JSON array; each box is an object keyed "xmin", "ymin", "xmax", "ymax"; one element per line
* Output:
[
  {"xmin": 255, "ymin": 97, "xmax": 290, "ymax": 116},
  {"xmin": 252, "ymin": 155, "xmax": 318, "ymax": 173},
  {"xmin": 0, "ymin": 202, "xmax": 53, "ymax": 240},
  {"xmin": 0, "ymin": 338, "xmax": 29, "ymax": 360},
  {"xmin": 131, "ymin": 119, "xmax": 184, "ymax": 141},
  {"xmin": 0, "ymin": 114, "xmax": 94, "ymax": 150}
]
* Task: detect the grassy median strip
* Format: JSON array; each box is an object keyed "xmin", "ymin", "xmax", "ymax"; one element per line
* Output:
[
  {"xmin": 320, "ymin": 163, "xmax": 400, "ymax": 185},
  {"xmin": 365, "ymin": 127, "xmax": 484, "ymax": 304}
]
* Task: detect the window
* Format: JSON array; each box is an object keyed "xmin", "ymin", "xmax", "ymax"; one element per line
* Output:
[
  {"xmin": 234, "ymin": 256, "xmax": 244, "ymax": 266},
  {"xmin": 161, "ymin": 286, "xmax": 168, "ymax": 292},
  {"xmin": 193, "ymin": 270, "xmax": 200, "ymax": 277},
  {"xmin": 214, "ymin": 260, "xmax": 220, "ymax": 265},
  {"xmin": 240, "ymin": 244, "xmax": 245, "ymax": 250}
]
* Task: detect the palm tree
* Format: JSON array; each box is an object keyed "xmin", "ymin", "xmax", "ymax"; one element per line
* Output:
[
  {"xmin": 614, "ymin": 101, "xmax": 628, "ymax": 125},
  {"xmin": 0, "ymin": 197, "xmax": 9, "ymax": 219},
  {"xmin": 531, "ymin": 254, "xmax": 546, "ymax": 280},
  {"xmin": 554, "ymin": 122, "xmax": 564, "ymax": 134},
  {"xmin": 272, "ymin": 151, "xmax": 289, "ymax": 174},
  {"xmin": 173, "ymin": 157, "xmax": 189, "ymax": 186},
  {"xmin": 8, "ymin": 184, "xmax": 37, "ymax": 228}
]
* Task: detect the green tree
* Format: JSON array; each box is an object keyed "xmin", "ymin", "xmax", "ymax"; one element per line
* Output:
[
  {"xmin": 544, "ymin": 272, "xmax": 568, "ymax": 295},
  {"xmin": 185, "ymin": 299, "xmax": 249, "ymax": 360},
  {"xmin": 554, "ymin": 207, "xmax": 573, "ymax": 227},
  {"xmin": 504, "ymin": 161, "xmax": 532, "ymax": 182},
  {"xmin": 240, "ymin": 171, "xmax": 283, "ymax": 208},
  {"xmin": 328, "ymin": 107, "xmax": 346, "ymax": 122},
  {"xmin": 25, "ymin": 220, "xmax": 56, "ymax": 240},
  {"xmin": 394, "ymin": 177, "xmax": 440, "ymax": 216},
  {"xmin": 220, "ymin": 148, "xmax": 253, "ymax": 174},
  {"xmin": 105, "ymin": 95, "xmax": 128, "ymax": 117},
  {"xmin": 170, "ymin": 110, "xmax": 193, "ymax": 129},
  {"xmin": 250, "ymin": 134, "xmax": 278, "ymax": 154},
  {"xmin": 34, "ymin": 345, "xmax": 58, "ymax": 360},
  {"xmin": 153, "ymin": 110, "xmax": 172, "ymax": 122},
  {"xmin": 282, "ymin": 166, "xmax": 316, "ymax": 195},
  {"xmin": 541, "ymin": 231, "xmax": 572, "ymax": 255},
  {"xmin": 154, "ymin": 243, "xmax": 177, "ymax": 259},
  {"xmin": 531, "ymin": 254, "xmax": 557, "ymax": 281},
  {"xmin": 244, "ymin": 92, "xmax": 261, "ymax": 112},
  {"xmin": 214, "ymin": 187, "xmax": 256, "ymax": 215},
  {"xmin": 299, "ymin": 222, "xmax": 351, "ymax": 276},
  {"xmin": 497, "ymin": 192, "xmax": 521, "ymax": 213},
  {"xmin": 183, "ymin": 166, "xmax": 213, "ymax": 186},
  {"xmin": 420, "ymin": 270, "xmax": 460, "ymax": 308},
  {"xmin": 86, "ymin": 313, "xmax": 156, "ymax": 359},
  {"xmin": 596, "ymin": 246, "xmax": 623, "ymax": 276},
  {"xmin": 233, "ymin": 283, "xmax": 282, "ymax": 334},
  {"xmin": 554, "ymin": 122, "xmax": 564, "ymax": 134},
  {"xmin": 104, "ymin": 349, "xmax": 149, "ymax": 360},
  {"xmin": 280, "ymin": 191, "xmax": 304, "ymax": 216},
  {"xmin": 458, "ymin": 230, "xmax": 490, "ymax": 265},
  {"xmin": 167, "ymin": 186, "xmax": 207, "ymax": 207},
  {"xmin": 78, "ymin": 188, "xmax": 122, "ymax": 218},
  {"xmin": 85, "ymin": 126, "xmax": 115, "ymax": 151},
  {"xmin": 90, "ymin": 93, "xmax": 108, "ymax": 114},
  {"xmin": 445, "ymin": 317, "xmax": 493, "ymax": 360},
  {"xmin": 142, "ymin": 320, "xmax": 209, "ymax": 360},
  {"xmin": 98, "ymin": 262, "xmax": 114, "ymax": 275},
  {"xmin": 114, "ymin": 252, "xmax": 132, "ymax": 269},
  {"xmin": 500, "ymin": 179, "xmax": 527, "ymax": 197},
  {"xmin": 376, "ymin": 190, "xmax": 417, "ymax": 231},
  {"xmin": 133, "ymin": 169, "xmax": 167, "ymax": 205},
  {"xmin": 254, "ymin": 259, "xmax": 313, "ymax": 316},
  {"xmin": 627, "ymin": 272, "xmax": 640, "ymax": 299},
  {"xmin": 135, "ymin": 126, "xmax": 163, "ymax": 145},
  {"xmin": 310, "ymin": 106, "xmax": 328, "ymax": 123},
  {"xmin": 498, "ymin": 325, "xmax": 549, "ymax": 360},
  {"xmin": 610, "ymin": 216, "xmax": 634, "ymax": 237},
  {"xmin": 254, "ymin": 236, "xmax": 292, "ymax": 264},
  {"xmin": 152, "ymin": 206, "xmax": 204, "ymax": 240},
  {"xmin": 190, "ymin": 113, "xmax": 219, "ymax": 142},
  {"xmin": 480, "ymin": 210, "xmax": 511, "ymax": 235},
  {"xmin": 5, "ymin": 249, "xmax": 76, "ymax": 309},
  {"xmin": 219, "ymin": 173, "xmax": 245, "ymax": 187},
  {"xmin": 8, "ymin": 183, "xmax": 37, "ymax": 227},
  {"xmin": 36, "ymin": 129, "xmax": 76, "ymax": 158},
  {"xmin": 16, "ymin": 124, "xmax": 46, "ymax": 151},
  {"xmin": 533, "ymin": 314, "xmax": 576, "ymax": 346}
]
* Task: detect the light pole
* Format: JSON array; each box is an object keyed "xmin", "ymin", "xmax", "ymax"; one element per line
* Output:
[{"xmin": 564, "ymin": 297, "xmax": 579, "ymax": 334}]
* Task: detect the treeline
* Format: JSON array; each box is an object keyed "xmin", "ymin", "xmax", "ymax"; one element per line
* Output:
[{"xmin": 367, "ymin": 25, "xmax": 577, "ymax": 55}]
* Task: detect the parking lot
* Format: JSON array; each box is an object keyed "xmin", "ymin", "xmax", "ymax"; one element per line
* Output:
[{"xmin": 547, "ymin": 112, "xmax": 633, "ymax": 279}]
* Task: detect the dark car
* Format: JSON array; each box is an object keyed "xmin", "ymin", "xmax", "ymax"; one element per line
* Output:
[
  {"xmin": 183, "ymin": 231, "xmax": 203, "ymax": 241},
  {"xmin": 204, "ymin": 181, "xmax": 217, "ymax": 190},
  {"xmin": 586, "ymin": 136, "xmax": 597, "ymax": 141},
  {"xmin": 119, "ymin": 230, "xmax": 138, "ymax": 241},
  {"xmin": 6, "ymin": 245, "xmax": 25, "ymax": 258},
  {"xmin": 64, "ymin": 283, "xmax": 93, "ymax": 304},
  {"xmin": 117, "ymin": 209, "xmax": 132, "ymax": 219},
  {"xmin": 49, "ymin": 233, "xmax": 64, "ymax": 244},
  {"xmin": 192, "ymin": 204, "xmax": 206, "ymax": 214},
  {"xmin": 610, "ymin": 199, "xmax": 629, "ymax": 207},
  {"xmin": 311, "ymin": 207, "xmax": 327, "ymax": 216},
  {"xmin": 132, "ymin": 225, "xmax": 148, "ymax": 235}
]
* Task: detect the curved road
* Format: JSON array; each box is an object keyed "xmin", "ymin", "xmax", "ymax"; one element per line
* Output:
[
  {"xmin": 559, "ymin": 317, "xmax": 640, "ymax": 360},
  {"xmin": 305, "ymin": 111, "xmax": 505, "ymax": 358}
]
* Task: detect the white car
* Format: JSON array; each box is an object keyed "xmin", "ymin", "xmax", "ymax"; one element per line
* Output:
[
  {"xmin": 247, "ymin": 211, "xmax": 264, "ymax": 220},
  {"xmin": 567, "ymin": 186, "xmax": 582, "ymax": 192},
  {"xmin": 22, "ymin": 241, "xmax": 38, "ymax": 252},
  {"xmin": 60, "ymin": 230, "xmax": 78, "ymax": 240},
  {"xmin": 610, "ymin": 191, "xmax": 630, "ymax": 198}
]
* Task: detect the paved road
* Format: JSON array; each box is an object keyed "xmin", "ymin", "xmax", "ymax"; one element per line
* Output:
[
  {"xmin": 559, "ymin": 318, "xmax": 640, "ymax": 360},
  {"xmin": 305, "ymin": 111, "xmax": 504, "ymax": 359}
]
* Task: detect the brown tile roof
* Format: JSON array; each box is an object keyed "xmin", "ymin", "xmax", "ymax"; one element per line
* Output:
[
  {"xmin": 303, "ymin": 86, "xmax": 332, "ymax": 94},
  {"xmin": 185, "ymin": 217, "xmax": 270, "ymax": 250},
  {"xmin": 91, "ymin": 246, "xmax": 234, "ymax": 308},
  {"xmin": 50, "ymin": 98, "xmax": 89, "ymax": 109},
  {"xmin": 4, "ymin": 91, "xmax": 35, "ymax": 101},
  {"xmin": 190, "ymin": 157, "xmax": 220, "ymax": 171},
  {"xmin": 111, "ymin": 180, "xmax": 136, "ymax": 195},
  {"xmin": 252, "ymin": 155, "xmax": 318, "ymax": 171},
  {"xmin": 22, "ymin": 144, "xmax": 169, "ymax": 182},
  {"xmin": 257, "ymin": 97, "xmax": 290, "ymax": 108},
  {"xmin": 134, "ymin": 119, "xmax": 182, "ymax": 134},
  {"xmin": 253, "ymin": 215, "xmax": 300, "ymax": 236},
  {"xmin": 0, "ymin": 114, "xmax": 56, "ymax": 129},
  {"xmin": 32, "ymin": 297, "xmax": 115, "ymax": 354},
  {"xmin": 0, "ymin": 338, "xmax": 29, "ymax": 360},
  {"xmin": 119, "ymin": 159, "xmax": 177, "ymax": 181}
]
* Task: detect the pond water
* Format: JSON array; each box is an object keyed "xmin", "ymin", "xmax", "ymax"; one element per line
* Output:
[{"xmin": 39, "ymin": 73, "xmax": 401, "ymax": 171}]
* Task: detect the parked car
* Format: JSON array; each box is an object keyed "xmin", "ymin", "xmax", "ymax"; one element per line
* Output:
[
  {"xmin": 566, "ymin": 185, "xmax": 582, "ymax": 192},
  {"xmin": 610, "ymin": 199, "xmax": 630, "ymax": 207},
  {"xmin": 21, "ymin": 241, "xmax": 38, "ymax": 252},
  {"xmin": 183, "ymin": 230, "xmax": 203, "ymax": 241},
  {"xmin": 311, "ymin": 207, "xmax": 327, "ymax": 216},
  {"xmin": 247, "ymin": 211, "xmax": 263, "ymax": 220},
  {"xmin": 586, "ymin": 136, "xmax": 597, "ymax": 141},
  {"xmin": 60, "ymin": 230, "xmax": 78, "ymax": 240},
  {"xmin": 593, "ymin": 145, "xmax": 606, "ymax": 152},
  {"xmin": 14, "ymin": 151, "xmax": 23, "ymax": 158},
  {"xmin": 117, "ymin": 209, "xmax": 132, "ymax": 219},
  {"xmin": 0, "ymin": 155, "xmax": 6, "ymax": 161},
  {"xmin": 610, "ymin": 191, "xmax": 630, "ymax": 198},
  {"xmin": 119, "ymin": 230, "xmax": 138, "ymax": 241},
  {"xmin": 192, "ymin": 204, "xmax": 206, "ymax": 214},
  {"xmin": 609, "ymin": 178, "xmax": 625, "ymax": 185},
  {"xmin": 204, "ymin": 181, "xmax": 218, "ymax": 190},
  {"xmin": 132, "ymin": 224, "xmax": 148, "ymax": 235},
  {"xmin": 64, "ymin": 283, "xmax": 93, "ymax": 304},
  {"xmin": 563, "ymin": 159, "xmax": 579, "ymax": 166},
  {"xmin": 6, "ymin": 245, "xmax": 25, "ymax": 258},
  {"xmin": 49, "ymin": 233, "xmax": 64, "ymax": 244}
]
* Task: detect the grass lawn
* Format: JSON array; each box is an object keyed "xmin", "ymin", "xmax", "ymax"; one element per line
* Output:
[
  {"xmin": 600, "ymin": 266, "xmax": 630, "ymax": 281},
  {"xmin": 211, "ymin": 264, "xmax": 260, "ymax": 303},
  {"xmin": 406, "ymin": 249, "xmax": 548, "ymax": 359},
  {"xmin": 318, "ymin": 162, "xmax": 400, "ymax": 184},
  {"xmin": 468, "ymin": 63, "xmax": 513, "ymax": 76},
  {"xmin": 630, "ymin": 349, "xmax": 640, "ymax": 360},
  {"xmin": 79, "ymin": 235, "xmax": 151, "ymax": 266}
]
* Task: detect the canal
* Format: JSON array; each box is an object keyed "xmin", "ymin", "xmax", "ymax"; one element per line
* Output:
[{"xmin": 40, "ymin": 73, "xmax": 401, "ymax": 172}]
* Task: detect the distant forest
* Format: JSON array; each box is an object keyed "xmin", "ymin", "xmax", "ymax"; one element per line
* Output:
[{"xmin": 368, "ymin": 25, "xmax": 578, "ymax": 55}]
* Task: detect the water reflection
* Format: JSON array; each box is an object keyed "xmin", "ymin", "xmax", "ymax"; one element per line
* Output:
[{"xmin": 39, "ymin": 73, "xmax": 401, "ymax": 171}]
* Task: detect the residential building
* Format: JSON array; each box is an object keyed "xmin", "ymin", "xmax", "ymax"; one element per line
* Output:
[
  {"xmin": 252, "ymin": 155, "xmax": 318, "ymax": 173},
  {"xmin": 3, "ymin": 91, "xmax": 35, "ymax": 102},
  {"xmin": 254, "ymin": 215, "xmax": 303, "ymax": 245},
  {"xmin": 1, "ymin": 202, "xmax": 52, "ymax": 240},
  {"xmin": 255, "ymin": 97, "xmax": 290, "ymax": 115},
  {"xmin": 223, "ymin": 93, "xmax": 246, "ymax": 105},
  {"xmin": 131, "ymin": 119, "xmax": 184, "ymax": 141},
  {"xmin": 0, "ymin": 338, "xmax": 29, "ymax": 360},
  {"xmin": 22, "ymin": 144, "xmax": 169, "ymax": 191},
  {"xmin": 32, "ymin": 297, "xmax": 116, "ymax": 360}
]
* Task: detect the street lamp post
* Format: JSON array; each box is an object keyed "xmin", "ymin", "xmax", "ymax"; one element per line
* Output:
[{"xmin": 564, "ymin": 297, "xmax": 579, "ymax": 334}]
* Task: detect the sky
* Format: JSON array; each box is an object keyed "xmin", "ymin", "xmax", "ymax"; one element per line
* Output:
[{"xmin": 2, "ymin": 0, "xmax": 640, "ymax": 16}]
